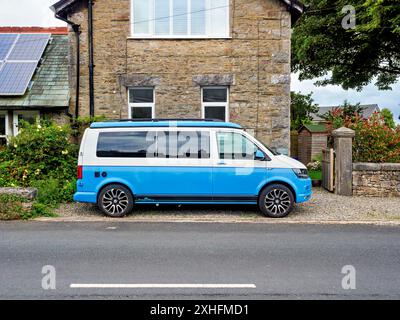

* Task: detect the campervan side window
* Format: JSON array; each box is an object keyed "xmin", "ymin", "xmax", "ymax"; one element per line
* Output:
[
  {"xmin": 96, "ymin": 130, "xmax": 210, "ymax": 159},
  {"xmin": 97, "ymin": 131, "xmax": 157, "ymax": 158}
]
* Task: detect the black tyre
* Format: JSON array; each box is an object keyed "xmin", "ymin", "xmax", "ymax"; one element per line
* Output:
[
  {"xmin": 258, "ymin": 184, "xmax": 294, "ymax": 218},
  {"xmin": 98, "ymin": 184, "xmax": 134, "ymax": 217}
]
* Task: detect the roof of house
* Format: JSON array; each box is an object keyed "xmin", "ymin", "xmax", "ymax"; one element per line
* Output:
[
  {"xmin": 299, "ymin": 123, "xmax": 328, "ymax": 133},
  {"xmin": 90, "ymin": 120, "xmax": 242, "ymax": 129},
  {"xmin": 311, "ymin": 104, "xmax": 380, "ymax": 122},
  {"xmin": 50, "ymin": 0, "xmax": 305, "ymax": 24},
  {"xmin": 0, "ymin": 27, "xmax": 68, "ymax": 35},
  {"xmin": 0, "ymin": 29, "xmax": 69, "ymax": 110}
]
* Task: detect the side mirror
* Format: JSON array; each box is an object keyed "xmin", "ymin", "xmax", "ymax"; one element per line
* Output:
[{"xmin": 255, "ymin": 149, "xmax": 266, "ymax": 161}]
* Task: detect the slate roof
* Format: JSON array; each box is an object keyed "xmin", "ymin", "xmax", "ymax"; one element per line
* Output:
[
  {"xmin": 0, "ymin": 34, "xmax": 69, "ymax": 110},
  {"xmin": 311, "ymin": 104, "xmax": 380, "ymax": 122}
]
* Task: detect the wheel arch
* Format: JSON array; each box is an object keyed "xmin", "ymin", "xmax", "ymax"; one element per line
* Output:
[
  {"xmin": 258, "ymin": 180, "xmax": 297, "ymax": 201},
  {"xmin": 97, "ymin": 181, "xmax": 135, "ymax": 203}
]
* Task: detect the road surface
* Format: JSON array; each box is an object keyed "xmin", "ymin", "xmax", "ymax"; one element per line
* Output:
[{"xmin": 0, "ymin": 221, "xmax": 399, "ymax": 299}]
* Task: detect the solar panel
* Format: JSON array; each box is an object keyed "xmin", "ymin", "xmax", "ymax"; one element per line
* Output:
[
  {"xmin": 8, "ymin": 34, "xmax": 50, "ymax": 61},
  {"xmin": 0, "ymin": 34, "xmax": 17, "ymax": 60},
  {"xmin": 0, "ymin": 62, "xmax": 37, "ymax": 95},
  {"xmin": 0, "ymin": 33, "xmax": 50, "ymax": 95}
]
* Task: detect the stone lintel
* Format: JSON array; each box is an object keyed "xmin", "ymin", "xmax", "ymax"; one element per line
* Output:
[
  {"xmin": 192, "ymin": 74, "xmax": 235, "ymax": 86},
  {"xmin": 118, "ymin": 74, "xmax": 161, "ymax": 87}
]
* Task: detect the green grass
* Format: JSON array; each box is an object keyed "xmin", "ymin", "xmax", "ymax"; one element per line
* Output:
[{"xmin": 309, "ymin": 170, "xmax": 322, "ymax": 180}]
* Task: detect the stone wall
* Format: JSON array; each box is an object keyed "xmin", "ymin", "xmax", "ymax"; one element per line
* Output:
[
  {"xmin": 66, "ymin": 0, "xmax": 292, "ymax": 152},
  {"xmin": 352, "ymin": 163, "xmax": 400, "ymax": 197}
]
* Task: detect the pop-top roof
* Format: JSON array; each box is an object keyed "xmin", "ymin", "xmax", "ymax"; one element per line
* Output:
[{"xmin": 90, "ymin": 120, "xmax": 242, "ymax": 129}]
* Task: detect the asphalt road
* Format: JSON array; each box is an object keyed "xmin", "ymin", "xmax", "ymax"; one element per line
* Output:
[{"xmin": 0, "ymin": 221, "xmax": 399, "ymax": 299}]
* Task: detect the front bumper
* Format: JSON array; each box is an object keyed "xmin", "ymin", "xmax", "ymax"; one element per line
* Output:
[{"xmin": 295, "ymin": 178, "xmax": 312, "ymax": 203}]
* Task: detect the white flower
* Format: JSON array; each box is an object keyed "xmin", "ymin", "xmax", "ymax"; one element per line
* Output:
[
  {"xmin": 62, "ymin": 150, "xmax": 69, "ymax": 155},
  {"xmin": 13, "ymin": 144, "xmax": 17, "ymax": 148},
  {"xmin": 37, "ymin": 124, "xmax": 42, "ymax": 129}
]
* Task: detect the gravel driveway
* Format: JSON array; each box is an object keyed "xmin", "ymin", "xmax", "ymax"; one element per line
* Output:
[{"xmin": 53, "ymin": 188, "xmax": 400, "ymax": 223}]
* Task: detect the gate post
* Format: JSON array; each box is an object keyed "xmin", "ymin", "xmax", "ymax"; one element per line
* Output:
[{"xmin": 332, "ymin": 127, "xmax": 355, "ymax": 196}]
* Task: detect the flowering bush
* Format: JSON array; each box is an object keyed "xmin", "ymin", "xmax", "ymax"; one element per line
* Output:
[
  {"xmin": 307, "ymin": 160, "xmax": 322, "ymax": 171},
  {"xmin": 0, "ymin": 120, "xmax": 78, "ymax": 203},
  {"xmin": 348, "ymin": 114, "xmax": 400, "ymax": 163},
  {"xmin": 325, "ymin": 110, "xmax": 400, "ymax": 163}
]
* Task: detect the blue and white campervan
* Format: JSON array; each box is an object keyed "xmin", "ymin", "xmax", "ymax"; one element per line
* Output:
[{"xmin": 74, "ymin": 119, "xmax": 311, "ymax": 218}]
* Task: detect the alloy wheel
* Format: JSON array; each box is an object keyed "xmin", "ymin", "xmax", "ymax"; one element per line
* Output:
[
  {"xmin": 102, "ymin": 188, "xmax": 129, "ymax": 216},
  {"xmin": 264, "ymin": 188, "xmax": 291, "ymax": 216}
]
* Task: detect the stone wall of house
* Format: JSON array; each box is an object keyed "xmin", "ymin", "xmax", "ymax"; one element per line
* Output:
[
  {"xmin": 66, "ymin": 0, "xmax": 292, "ymax": 151},
  {"xmin": 352, "ymin": 163, "xmax": 400, "ymax": 197}
]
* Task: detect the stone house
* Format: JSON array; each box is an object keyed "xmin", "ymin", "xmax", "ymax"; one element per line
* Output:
[
  {"xmin": 0, "ymin": 27, "xmax": 70, "ymax": 145},
  {"xmin": 311, "ymin": 104, "xmax": 380, "ymax": 123},
  {"xmin": 50, "ymin": 0, "xmax": 304, "ymax": 154}
]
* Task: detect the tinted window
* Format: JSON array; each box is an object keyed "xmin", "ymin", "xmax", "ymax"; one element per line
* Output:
[
  {"xmin": 157, "ymin": 131, "xmax": 210, "ymax": 159},
  {"xmin": 217, "ymin": 132, "xmax": 259, "ymax": 160},
  {"xmin": 97, "ymin": 131, "xmax": 210, "ymax": 159},
  {"xmin": 203, "ymin": 88, "xmax": 227, "ymax": 102},
  {"xmin": 204, "ymin": 106, "xmax": 226, "ymax": 121},
  {"xmin": 131, "ymin": 107, "xmax": 152, "ymax": 119},
  {"xmin": 0, "ymin": 115, "xmax": 5, "ymax": 135},
  {"xmin": 129, "ymin": 88, "xmax": 153, "ymax": 103},
  {"xmin": 97, "ymin": 131, "xmax": 157, "ymax": 158}
]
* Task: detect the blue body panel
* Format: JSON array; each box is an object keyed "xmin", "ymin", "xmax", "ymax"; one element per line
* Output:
[{"xmin": 74, "ymin": 166, "xmax": 312, "ymax": 205}]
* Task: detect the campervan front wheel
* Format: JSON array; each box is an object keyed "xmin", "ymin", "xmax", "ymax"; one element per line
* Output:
[
  {"xmin": 98, "ymin": 184, "xmax": 134, "ymax": 217},
  {"xmin": 259, "ymin": 184, "xmax": 294, "ymax": 218}
]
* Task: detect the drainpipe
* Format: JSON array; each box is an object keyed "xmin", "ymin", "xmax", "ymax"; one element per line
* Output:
[
  {"xmin": 55, "ymin": 14, "xmax": 81, "ymax": 119},
  {"xmin": 88, "ymin": 0, "xmax": 95, "ymax": 119}
]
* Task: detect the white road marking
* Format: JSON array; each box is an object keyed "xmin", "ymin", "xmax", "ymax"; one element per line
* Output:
[{"xmin": 70, "ymin": 283, "xmax": 256, "ymax": 289}]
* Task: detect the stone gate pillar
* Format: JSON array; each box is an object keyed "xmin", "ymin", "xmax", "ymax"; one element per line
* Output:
[{"xmin": 332, "ymin": 127, "xmax": 355, "ymax": 196}]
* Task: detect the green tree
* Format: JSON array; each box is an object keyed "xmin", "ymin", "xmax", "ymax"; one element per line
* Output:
[
  {"xmin": 292, "ymin": 0, "xmax": 400, "ymax": 90},
  {"xmin": 290, "ymin": 91, "xmax": 319, "ymax": 130},
  {"xmin": 380, "ymin": 108, "xmax": 396, "ymax": 129}
]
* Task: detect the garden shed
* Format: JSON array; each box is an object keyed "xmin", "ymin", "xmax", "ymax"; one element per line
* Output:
[{"xmin": 298, "ymin": 123, "xmax": 328, "ymax": 165}]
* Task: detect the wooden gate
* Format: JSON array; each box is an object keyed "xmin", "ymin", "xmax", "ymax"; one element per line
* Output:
[{"xmin": 322, "ymin": 148, "xmax": 335, "ymax": 192}]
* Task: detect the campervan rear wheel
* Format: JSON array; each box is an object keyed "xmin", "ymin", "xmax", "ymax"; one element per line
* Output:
[
  {"xmin": 98, "ymin": 184, "xmax": 134, "ymax": 217},
  {"xmin": 259, "ymin": 184, "xmax": 294, "ymax": 218}
]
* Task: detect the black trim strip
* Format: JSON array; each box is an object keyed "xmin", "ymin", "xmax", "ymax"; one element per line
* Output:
[{"xmin": 135, "ymin": 195, "xmax": 258, "ymax": 202}]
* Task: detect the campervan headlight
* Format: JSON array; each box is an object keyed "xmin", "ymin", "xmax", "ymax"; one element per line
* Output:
[{"xmin": 293, "ymin": 168, "xmax": 309, "ymax": 179}]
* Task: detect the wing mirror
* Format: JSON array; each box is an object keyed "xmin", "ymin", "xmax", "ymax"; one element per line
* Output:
[{"xmin": 255, "ymin": 149, "xmax": 266, "ymax": 161}]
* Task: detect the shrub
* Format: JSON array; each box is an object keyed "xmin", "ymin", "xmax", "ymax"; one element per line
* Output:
[
  {"xmin": 0, "ymin": 120, "xmax": 78, "ymax": 219},
  {"xmin": 0, "ymin": 194, "xmax": 26, "ymax": 220},
  {"xmin": 32, "ymin": 178, "xmax": 76, "ymax": 205},
  {"xmin": 348, "ymin": 114, "xmax": 400, "ymax": 163},
  {"xmin": 0, "ymin": 120, "xmax": 78, "ymax": 189}
]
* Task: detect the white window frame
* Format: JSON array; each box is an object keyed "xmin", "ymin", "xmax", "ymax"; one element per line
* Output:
[
  {"xmin": 128, "ymin": 87, "xmax": 155, "ymax": 119},
  {"xmin": 13, "ymin": 110, "xmax": 39, "ymax": 135},
  {"xmin": 130, "ymin": 0, "xmax": 230, "ymax": 39},
  {"xmin": 201, "ymin": 86, "xmax": 229, "ymax": 122},
  {"xmin": 0, "ymin": 111, "xmax": 9, "ymax": 142}
]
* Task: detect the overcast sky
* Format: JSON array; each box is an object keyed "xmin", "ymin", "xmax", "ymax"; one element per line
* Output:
[{"xmin": 1, "ymin": 0, "xmax": 399, "ymax": 123}]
